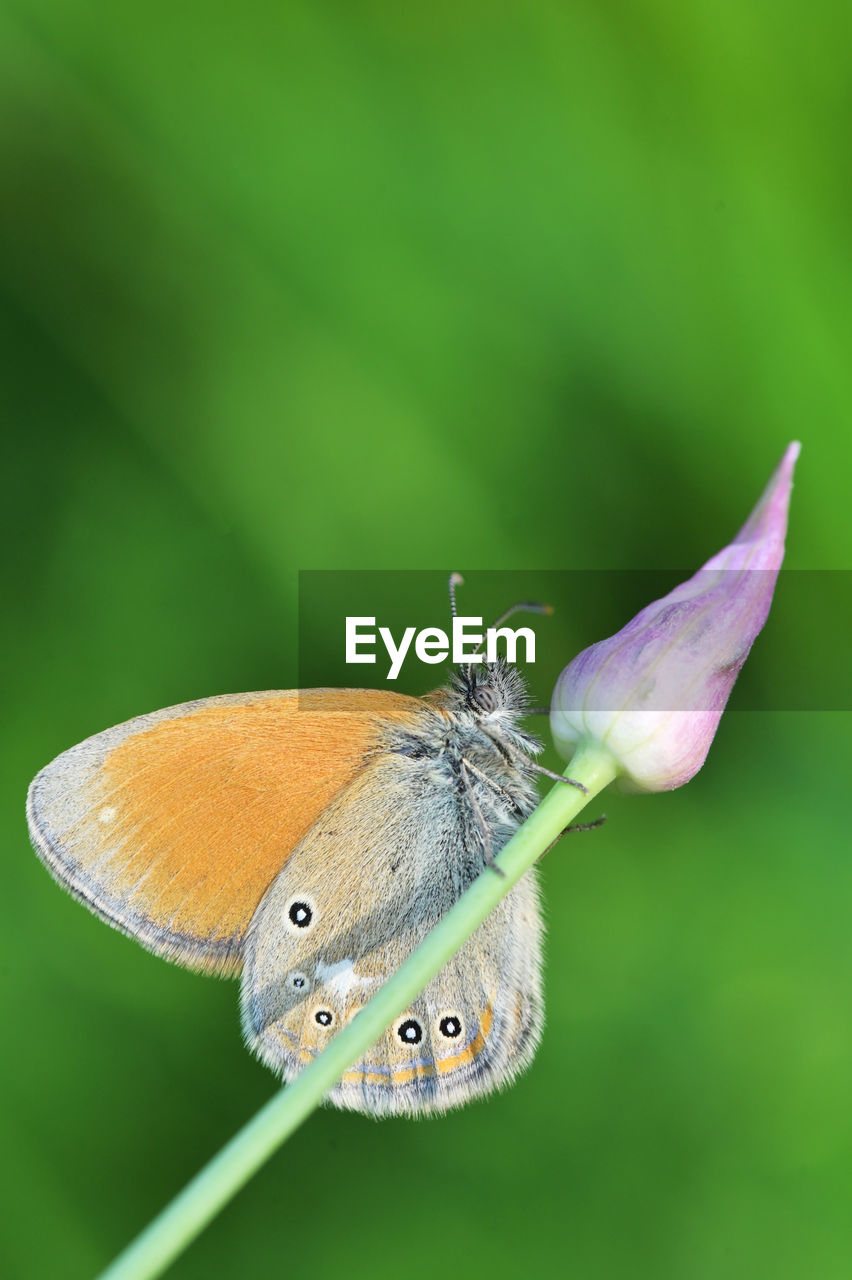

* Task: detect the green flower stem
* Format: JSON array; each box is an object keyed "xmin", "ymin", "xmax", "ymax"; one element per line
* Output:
[{"xmin": 98, "ymin": 741, "xmax": 617, "ymax": 1280}]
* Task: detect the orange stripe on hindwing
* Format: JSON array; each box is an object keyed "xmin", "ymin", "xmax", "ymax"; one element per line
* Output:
[
  {"xmin": 436, "ymin": 1004, "xmax": 494, "ymax": 1074},
  {"xmin": 338, "ymin": 1004, "xmax": 494, "ymax": 1087}
]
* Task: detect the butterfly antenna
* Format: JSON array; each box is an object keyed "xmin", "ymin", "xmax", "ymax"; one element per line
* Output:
[
  {"xmin": 448, "ymin": 572, "xmax": 464, "ymax": 622},
  {"xmin": 471, "ymin": 600, "xmax": 554, "ymax": 658},
  {"xmin": 448, "ymin": 573, "xmax": 474, "ymax": 688}
]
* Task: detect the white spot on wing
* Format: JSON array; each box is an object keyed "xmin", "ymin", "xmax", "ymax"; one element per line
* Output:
[
  {"xmin": 315, "ymin": 958, "xmax": 376, "ymax": 1001},
  {"xmin": 98, "ymin": 806, "xmax": 117, "ymax": 824}
]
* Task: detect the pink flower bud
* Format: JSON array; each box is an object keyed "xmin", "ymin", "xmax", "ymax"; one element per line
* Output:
[{"xmin": 551, "ymin": 443, "xmax": 801, "ymax": 792}]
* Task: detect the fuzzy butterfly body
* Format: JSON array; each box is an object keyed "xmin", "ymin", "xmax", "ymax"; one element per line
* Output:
[{"xmin": 27, "ymin": 662, "xmax": 546, "ymax": 1116}]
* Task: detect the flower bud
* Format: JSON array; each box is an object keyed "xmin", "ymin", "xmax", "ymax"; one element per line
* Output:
[{"xmin": 551, "ymin": 443, "xmax": 800, "ymax": 792}]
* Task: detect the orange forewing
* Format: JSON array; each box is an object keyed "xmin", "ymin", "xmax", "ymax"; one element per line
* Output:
[{"xmin": 28, "ymin": 689, "xmax": 422, "ymax": 974}]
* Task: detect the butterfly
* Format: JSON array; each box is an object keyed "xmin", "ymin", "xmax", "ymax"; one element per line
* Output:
[{"xmin": 27, "ymin": 582, "xmax": 581, "ymax": 1117}]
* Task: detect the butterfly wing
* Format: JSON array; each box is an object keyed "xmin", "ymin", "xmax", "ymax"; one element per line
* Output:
[
  {"xmin": 242, "ymin": 749, "xmax": 544, "ymax": 1116},
  {"xmin": 27, "ymin": 689, "xmax": 423, "ymax": 975}
]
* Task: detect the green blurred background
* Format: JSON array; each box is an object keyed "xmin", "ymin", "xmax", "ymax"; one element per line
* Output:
[{"xmin": 2, "ymin": 2, "xmax": 850, "ymax": 1277}]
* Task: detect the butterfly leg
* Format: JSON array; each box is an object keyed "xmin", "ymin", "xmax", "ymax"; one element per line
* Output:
[
  {"xmin": 459, "ymin": 759, "xmax": 506, "ymax": 878},
  {"xmin": 489, "ymin": 734, "xmax": 588, "ymax": 794},
  {"xmin": 536, "ymin": 815, "xmax": 607, "ymax": 862},
  {"xmin": 460, "ymin": 756, "xmax": 526, "ymax": 818}
]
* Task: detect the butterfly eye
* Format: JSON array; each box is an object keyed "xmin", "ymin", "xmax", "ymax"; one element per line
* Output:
[
  {"xmin": 285, "ymin": 898, "xmax": 315, "ymax": 930},
  {"xmin": 396, "ymin": 1017, "xmax": 423, "ymax": 1046},
  {"xmin": 472, "ymin": 685, "xmax": 499, "ymax": 714},
  {"xmin": 438, "ymin": 1015, "xmax": 463, "ymax": 1039},
  {"xmin": 314, "ymin": 1009, "xmax": 335, "ymax": 1028}
]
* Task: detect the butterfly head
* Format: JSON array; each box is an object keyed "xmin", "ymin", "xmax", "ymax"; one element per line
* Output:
[
  {"xmin": 425, "ymin": 657, "xmax": 541, "ymax": 764},
  {"xmin": 450, "ymin": 656, "xmax": 529, "ymax": 718}
]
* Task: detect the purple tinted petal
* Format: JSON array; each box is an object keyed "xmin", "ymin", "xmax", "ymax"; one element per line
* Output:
[{"xmin": 551, "ymin": 443, "xmax": 800, "ymax": 791}]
